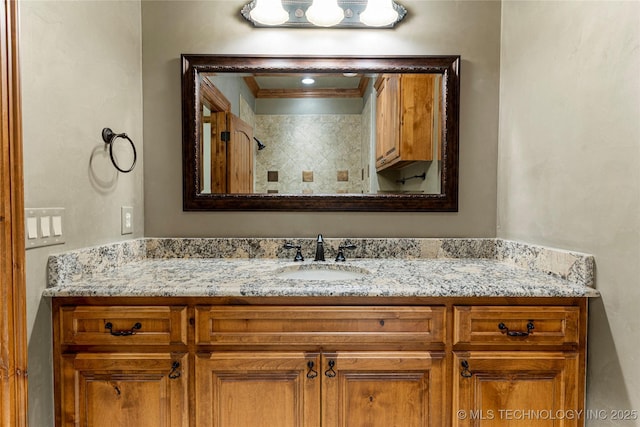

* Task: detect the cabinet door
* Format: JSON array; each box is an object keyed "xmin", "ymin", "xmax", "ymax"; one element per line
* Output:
[
  {"xmin": 453, "ymin": 352, "xmax": 580, "ymax": 427},
  {"xmin": 322, "ymin": 352, "xmax": 445, "ymax": 427},
  {"xmin": 398, "ymin": 74, "xmax": 435, "ymax": 163},
  {"xmin": 60, "ymin": 353, "xmax": 188, "ymax": 427},
  {"xmin": 196, "ymin": 352, "xmax": 321, "ymax": 427},
  {"xmin": 375, "ymin": 75, "xmax": 400, "ymax": 169}
]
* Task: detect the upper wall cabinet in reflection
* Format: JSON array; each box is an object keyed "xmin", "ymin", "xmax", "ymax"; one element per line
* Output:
[
  {"xmin": 182, "ymin": 55, "xmax": 460, "ymax": 212},
  {"xmin": 375, "ymin": 74, "xmax": 441, "ymax": 172}
]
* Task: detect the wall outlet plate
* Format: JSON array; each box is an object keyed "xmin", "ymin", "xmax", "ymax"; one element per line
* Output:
[{"xmin": 121, "ymin": 206, "xmax": 133, "ymax": 235}]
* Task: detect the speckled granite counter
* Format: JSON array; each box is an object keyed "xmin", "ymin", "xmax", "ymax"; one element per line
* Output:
[{"xmin": 43, "ymin": 238, "xmax": 599, "ymax": 298}]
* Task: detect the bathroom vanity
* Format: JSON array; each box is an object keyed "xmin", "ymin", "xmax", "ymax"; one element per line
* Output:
[{"xmin": 46, "ymin": 238, "xmax": 598, "ymax": 427}]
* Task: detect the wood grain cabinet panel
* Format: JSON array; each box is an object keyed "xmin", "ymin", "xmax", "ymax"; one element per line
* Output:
[
  {"xmin": 453, "ymin": 306, "xmax": 580, "ymax": 347},
  {"xmin": 452, "ymin": 351, "xmax": 581, "ymax": 427},
  {"xmin": 196, "ymin": 306, "xmax": 445, "ymax": 348},
  {"xmin": 60, "ymin": 305, "xmax": 188, "ymax": 346},
  {"xmin": 60, "ymin": 353, "xmax": 188, "ymax": 427},
  {"xmin": 322, "ymin": 351, "xmax": 446, "ymax": 427},
  {"xmin": 375, "ymin": 74, "xmax": 400, "ymax": 169},
  {"xmin": 195, "ymin": 352, "xmax": 321, "ymax": 427}
]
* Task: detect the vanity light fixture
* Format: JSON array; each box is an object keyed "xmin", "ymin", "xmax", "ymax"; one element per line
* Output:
[
  {"xmin": 241, "ymin": 0, "xmax": 407, "ymax": 28},
  {"xmin": 360, "ymin": 0, "xmax": 398, "ymax": 27},
  {"xmin": 305, "ymin": 0, "xmax": 344, "ymax": 27},
  {"xmin": 248, "ymin": 0, "xmax": 289, "ymax": 25}
]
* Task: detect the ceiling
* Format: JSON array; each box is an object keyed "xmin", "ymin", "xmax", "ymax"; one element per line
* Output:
[{"xmin": 243, "ymin": 73, "xmax": 372, "ymax": 99}]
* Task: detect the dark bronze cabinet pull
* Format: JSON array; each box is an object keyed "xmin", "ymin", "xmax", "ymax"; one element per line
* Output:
[
  {"xmin": 498, "ymin": 321, "xmax": 535, "ymax": 337},
  {"xmin": 104, "ymin": 322, "xmax": 142, "ymax": 336},
  {"xmin": 306, "ymin": 361, "xmax": 318, "ymax": 379},
  {"xmin": 324, "ymin": 360, "xmax": 336, "ymax": 378},
  {"xmin": 168, "ymin": 361, "xmax": 181, "ymax": 379},
  {"xmin": 460, "ymin": 360, "xmax": 472, "ymax": 378}
]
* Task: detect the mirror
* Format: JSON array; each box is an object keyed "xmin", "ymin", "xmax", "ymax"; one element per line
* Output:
[{"xmin": 182, "ymin": 55, "xmax": 460, "ymax": 211}]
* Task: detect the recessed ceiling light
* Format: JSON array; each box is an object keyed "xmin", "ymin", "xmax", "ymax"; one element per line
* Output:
[{"xmin": 302, "ymin": 77, "xmax": 315, "ymax": 85}]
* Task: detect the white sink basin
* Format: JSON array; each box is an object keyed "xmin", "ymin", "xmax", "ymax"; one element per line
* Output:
[{"xmin": 276, "ymin": 264, "xmax": 369, "ymax": 281}]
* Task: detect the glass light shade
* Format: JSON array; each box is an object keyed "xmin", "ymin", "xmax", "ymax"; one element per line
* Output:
[
  {"xmin": 305, "ymin": 0, "xmax": 344, "ymax": 27},
  {"xmin": 360, "ymin": 0, "xmax": 399, "ymax": 27},
  {"xmin": 250, "ymin": 0, "xmax": 289, "ymax": 25}
]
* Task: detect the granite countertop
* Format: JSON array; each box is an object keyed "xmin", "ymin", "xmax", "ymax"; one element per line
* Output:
[{"xmin": 43, "ymin": 238, "xmax": 600, "ymax": 299}]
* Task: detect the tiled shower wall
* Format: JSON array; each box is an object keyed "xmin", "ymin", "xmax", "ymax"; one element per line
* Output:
[{"xmin": 254, "ymin": 114, "xmax": 363, "ymax": 194}]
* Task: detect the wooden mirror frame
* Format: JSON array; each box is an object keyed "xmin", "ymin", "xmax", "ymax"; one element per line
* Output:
[{"xmin": 182, "ymin": 55, "xmax": 460, "ymax": 211}]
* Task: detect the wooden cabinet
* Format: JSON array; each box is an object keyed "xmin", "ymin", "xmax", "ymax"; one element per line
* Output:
[
  {"xmin": 54, "ymin": 305, "xmax": 190, "ymax": 427},
  {"xmin": 323, "ymin": 351, "xmax": 445, "ymax": 427},
  {"xmin": 53, "ymin": 298, "xmax": 587, "ymax": 427},
  {"xmin": 452, "ymin": 305, "xmax": 585, "ymax": 427},
  {"xmin": 195, "ymin": 352, "xmax": 320, "ymax": 427},
  {"xmin": 195, "ymin": 351, "xmax": 444, "ymax": 427},
  {"xmin": 60, "ymin": 353, "xmax": 188, "ymax": 427},
  {"xmin": 452, "ymin": 352, "xmax": 579, "ymax": 427},
  {"xmin": 375, "ymin": 74, "xmax": 400, "ymax": 170},
  {"xmin": 194, "ymin": 306, "xmax": 446, "ymax": 427},
  {"xmin": 375, "ymin": 74, "xmax": 438, "ymax": 171}
]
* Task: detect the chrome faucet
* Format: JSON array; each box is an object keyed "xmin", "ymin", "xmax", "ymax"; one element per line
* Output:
[{"xmin": 314, "ymin": 234, "xmax": 325, "ymax": 261}]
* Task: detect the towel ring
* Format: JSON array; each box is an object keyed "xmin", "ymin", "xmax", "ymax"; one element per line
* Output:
[{"xmin": 101, "ymin": 128, "xmax": 137, "ymax": 173}]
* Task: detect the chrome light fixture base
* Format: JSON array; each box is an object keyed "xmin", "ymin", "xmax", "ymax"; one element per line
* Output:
[{"xmin": 241, "ymin": 0, "xmax": 407, "ymax": 28}]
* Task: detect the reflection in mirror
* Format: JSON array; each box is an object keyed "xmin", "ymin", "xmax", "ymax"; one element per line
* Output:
[
  {"xmin": 199, "ymin": 72, "xmax": 442, "ymax": 196},
  {"xmin": 182, "ymin": 56, "xmax": 460, "ymax": 211}
]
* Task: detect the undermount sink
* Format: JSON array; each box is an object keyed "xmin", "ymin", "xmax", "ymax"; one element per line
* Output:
[{"xmin": 276, "ymin": 264, "xmax": 369, "ymax": 281}]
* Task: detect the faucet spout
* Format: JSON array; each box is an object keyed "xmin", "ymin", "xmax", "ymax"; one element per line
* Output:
[{"xmin": 314, "ymin": 234, "xmax": 325, "ymax": 261}]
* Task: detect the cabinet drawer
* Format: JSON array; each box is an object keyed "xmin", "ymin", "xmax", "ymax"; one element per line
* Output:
[
  {"xmin": 59, "ymin": 306, "xmax": 188, "ymax": 346},
  {"xmin": 196, "ymin": 306, "xmax": 445, "ymax": 347},
  {"xmin": 453, "ymin": 306, "xmax": 580, "ymax": 347}
]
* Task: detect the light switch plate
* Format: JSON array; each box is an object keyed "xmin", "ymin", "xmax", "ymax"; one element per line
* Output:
[
  {"xmin": 121, "ymin": 206, "xmax": 133, "ymax": 235},
  {"xmin": 25, "ymin": 207, "xmax": 65, "ymax": 249}
]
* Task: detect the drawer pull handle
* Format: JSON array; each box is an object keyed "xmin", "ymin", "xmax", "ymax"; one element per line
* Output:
[
  {"xmin": 168, "ymin": 361, "xmax": 181, "ymax": 379},
  {"xmin": 306, "ymin": 361, "xmax": 318, "ymax": 379},
  {"xmin": 104, "ymin": 322, "xmax": 142, "ymax": 336},
  {"xmin": 498, "ymin": 321, "xmax": 535, "ymax": 337},
  {"xmin": 460, "ymin": 360, "xmax": 472, "ymax": 378},
  {"xmin": 325, "ymin": 360, "xmax": 336, "ymax": 378}
]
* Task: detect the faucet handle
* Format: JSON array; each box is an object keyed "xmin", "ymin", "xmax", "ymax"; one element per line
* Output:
[
  {"xmin": 283, "ymin": 243, "xmax": 304, "ymax": 262},
  {"xmin": 335, "ymin": 243, "xmax": 357, "ymax": 262}
]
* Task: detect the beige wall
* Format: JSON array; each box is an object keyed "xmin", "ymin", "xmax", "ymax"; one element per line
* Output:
[
  {"xmin": 20, "ymin": 1, "xmax": 144, "ymax": 425},
  {"xmin": 497, "ymin": 1, "xmax": 640, "ymax": 424},
  {"xmin": 141, "ymin": 0, "xmax": 501, "ymax": 238}
]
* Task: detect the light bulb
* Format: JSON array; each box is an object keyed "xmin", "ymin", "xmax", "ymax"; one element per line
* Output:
[
  {"xmin": 360, "ymin": 0, "xmax": 398, "ymax": 27},
  {"xmin": 306, "ymin": 0, "xmax": 344, "ymax": 27},
  {"xmin": 250, "ymin": 0, "xmax": 289, "ymax": 26}
]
